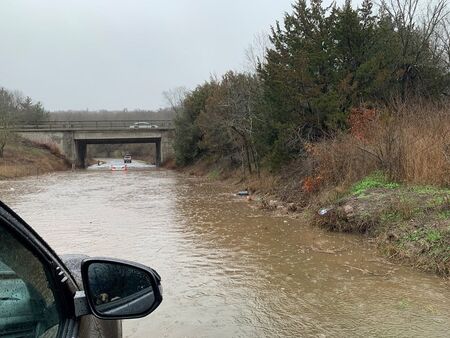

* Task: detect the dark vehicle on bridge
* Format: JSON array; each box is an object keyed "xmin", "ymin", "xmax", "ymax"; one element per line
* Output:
[
  {"xmin": 0, "ymin": 201, "xmax": 162, "ymax": 337},
  {"xmin": 123, "ymin": 154, "xmax": 132, "ymax": 163}
]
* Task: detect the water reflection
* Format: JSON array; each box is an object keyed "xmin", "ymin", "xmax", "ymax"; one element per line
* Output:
[{"xmin": 1, "ymin": 170, "xmax": 448, "ymax": 337}]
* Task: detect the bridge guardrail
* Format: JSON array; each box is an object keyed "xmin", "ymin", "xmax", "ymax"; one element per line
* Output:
[{"xmin": 11, "ymin": 120, "xmax": 175, "ymax": 130}]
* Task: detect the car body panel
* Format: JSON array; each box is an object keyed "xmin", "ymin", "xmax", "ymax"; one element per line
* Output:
[
  {"xmin": 61, "ymin": 255, "xmax": 122, "ymax": 338},
  {"xmin": 1, "ymin": 201, "xmax": 161, "ymax": 338},
  {"xmin": 0, "ymin": 202, "xmax": 78, "ymax": 337},
  {"xmin": 0, "ymin": 203, "xmax": 123, "ymax": 338}
]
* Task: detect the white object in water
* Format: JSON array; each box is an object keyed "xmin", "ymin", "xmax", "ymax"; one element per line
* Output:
[{"xmin": 318, "ymin": 208, "xmax": 330, "ymax": 216}]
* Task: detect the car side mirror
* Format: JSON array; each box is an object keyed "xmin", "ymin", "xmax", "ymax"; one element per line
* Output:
[{"xmin": 80, "ymin": 258, "xmax": 162, "ymax": 320}]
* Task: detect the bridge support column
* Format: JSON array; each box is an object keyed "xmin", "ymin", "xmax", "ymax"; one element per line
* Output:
[
  {"xmin": 155, "ymin": 140, "xmax": 161, "ymax": 167},
  {"xmin": 160, "ymin": 131, "xmax": 174, "ymax": 164},
  {"xmin": 74, "ymin": 141, "xmax": 87, "ymax": 168}
]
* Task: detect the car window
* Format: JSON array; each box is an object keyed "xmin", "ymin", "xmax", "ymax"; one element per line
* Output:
[{"xmin": 0, "ymin": 221, "xmax": 61, "ymax": 337}]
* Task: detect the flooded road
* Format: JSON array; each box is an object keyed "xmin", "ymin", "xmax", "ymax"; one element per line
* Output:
[{"xmin": 0, "ymin": 169, "xmax": 449, "ymax": 337}]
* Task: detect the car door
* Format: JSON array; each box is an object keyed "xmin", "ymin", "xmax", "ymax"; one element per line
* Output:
[
  {"xmin": 0, "ymin": 201, "xmax": 162, "ymax": 338},
  {"xmin": 0, "ymin": 201, "xmax": 80, "ymax": 337}
]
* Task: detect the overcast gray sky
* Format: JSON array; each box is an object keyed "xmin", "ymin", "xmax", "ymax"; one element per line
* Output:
[{"xmin": 1, "ymin": 0, "xmax": 346, "ymax": 111}]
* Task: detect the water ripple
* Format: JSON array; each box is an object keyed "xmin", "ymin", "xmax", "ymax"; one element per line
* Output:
[{"xmin": 1, "ymin": 170, "xmax": 449, "ymax": 337}]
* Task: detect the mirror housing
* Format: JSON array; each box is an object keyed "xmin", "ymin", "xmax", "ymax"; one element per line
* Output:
[{"xmin": 80, "ymin": 258, "xmax": 162, "ymax": 320}]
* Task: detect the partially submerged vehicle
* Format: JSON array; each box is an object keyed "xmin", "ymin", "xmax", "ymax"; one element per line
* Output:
[{"xmin": 111, "ymin": 164, "xmax": 128, "ymax": 171}]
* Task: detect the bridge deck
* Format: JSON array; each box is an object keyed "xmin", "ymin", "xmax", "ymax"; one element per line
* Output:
[{"xmin": 12, "ymin": 120, "xmax": 174, "ymax": 131}]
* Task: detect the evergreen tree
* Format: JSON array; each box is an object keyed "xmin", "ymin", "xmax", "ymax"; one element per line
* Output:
[{"xmin": 173, "ymin": 81, "xmax": 217, "ymax": 165}]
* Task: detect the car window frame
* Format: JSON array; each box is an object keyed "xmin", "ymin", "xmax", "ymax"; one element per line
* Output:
[{"xmin": 0, "ymin": 202, "xmax": 79, "ymax": 337}]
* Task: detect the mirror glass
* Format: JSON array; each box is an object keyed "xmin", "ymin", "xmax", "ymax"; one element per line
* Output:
[{"xmin": 86, "ymin": 262, "xmax": 156, "ymax": 317}]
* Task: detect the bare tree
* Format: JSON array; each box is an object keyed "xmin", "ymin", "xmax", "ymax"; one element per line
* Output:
[
  {"xmin": 0, "ymin": 116, "xmax": 14, "ymax": 158},
  {"xmin": 435, "ymin": 15, "xmax": 450, "ymax": 70},
  {"xmin": 381, "ymin": 0, "xmax": 449, "ymax": 98},
  {"xmin": 0, "ymin": 88, "xmax": 16, "ymax": 158},
  {"xmin": 244, "ymin": 31, "xmax": 272, "ymax": 73},
  {"xmin": 220, "ymin": 72, "xmax": 263, "ymax": 175},
  {"xmin": 163, "ymin": 87, "xmax": 188, "ymax": 115}
]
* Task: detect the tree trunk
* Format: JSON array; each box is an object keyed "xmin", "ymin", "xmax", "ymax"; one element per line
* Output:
[
  {"xmin": 231, "ymin": 126, "xmax": 253, "ymax": 175},
  {"xmin": 249, "ymin": 142, "xmax": 260, "ymax": 177},
  {"xmin": 240, "ymin": 146, "xmax": 246, "ymax": 178},
  {"xmin": 243, "ymin": 137, "xmax": 252, "ymax": 175}
]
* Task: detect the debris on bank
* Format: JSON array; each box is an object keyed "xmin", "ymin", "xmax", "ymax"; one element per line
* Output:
[{"xmin": 318, "ymin": 207, "xmax": 332, "ymax": 216}]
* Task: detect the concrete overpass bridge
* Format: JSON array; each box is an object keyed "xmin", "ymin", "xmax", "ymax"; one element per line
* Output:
[{"xmin": 14, "ymin": 120, "xmax": 175, "ymax": 168}]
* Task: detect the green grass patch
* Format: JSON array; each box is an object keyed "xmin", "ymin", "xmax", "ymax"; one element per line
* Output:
[
  {"xmin": 351, "ymin": 172, "xmax": 400, "ymax": 196},
  {"xmin": 411, "ymin": 185, "xmax": 450, "ymax": 195},
  {"xmin": 402, "ymin": 228, "xmax": 446, "ymax": 245},
  {"xmin": 319, "ymin": 173, "xmax": 449, "ymax": 276},
  {"xmin": 438, "ymin": 210, "xmax": 450, "ymax": 220},
  {"xmin": 426, "ymin": 230, "xmax": 442, "ymax": 242},
  {"xmin": 380, "ymin": 211, "xmax": 404, "ymax": 223},
  {"xmin": 432, "ymin": 196, "xmax": 449, "ymax": 206},
  {"xmin": 207, "ymin": 168, "xmax": 220, "ymax": 180}
]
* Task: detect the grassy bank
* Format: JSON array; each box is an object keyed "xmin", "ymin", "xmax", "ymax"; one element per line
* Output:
[
  {"xmin": 314, "ymin": 173, "xmax": 449, "ymax": 277},
  {"xmin": 0, "ymin": 138, "xmax": 70, "ymax": 179}
]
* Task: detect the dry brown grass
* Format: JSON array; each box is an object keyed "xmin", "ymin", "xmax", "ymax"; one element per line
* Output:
[
  {"xmin": 162, "ymin": 157, "xmax": 177, "ymax": 170},
  {"xmin": 391, "ymin": 102, "xmax": 449, "ymax": 186},
  {"xmin": 311, "ymin": 133, "xmax": 378, "ymax": 186},
  {"xmin": 36, "ymin": 141, "xmax": 64, "ymax": 158},
  {"xmin": 312, "ymin": 100, "xmax": 450, "ymax": 188},
  {"xmin": 245, "ymin": 170, "xmax": 280, "ymax": 194},
  {"xmin": 0, "ymin": 138, "xmax": 70, "ymax": 179}
]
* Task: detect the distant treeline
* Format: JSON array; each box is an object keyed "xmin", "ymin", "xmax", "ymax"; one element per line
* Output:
[
  {"xmin": 0, "ymin": 87, "xmax": 48, "ymax": 157},
  {"xmin": 172, "ymin": 0, "xmax": 450, "ymax": 180},
  {"xmin": 49, "ymin": 108, "xmax": 175, "ymax": 121},
  {"xmin": 0, "ymin": 88, "xmax": 48, "ymax": 123}
]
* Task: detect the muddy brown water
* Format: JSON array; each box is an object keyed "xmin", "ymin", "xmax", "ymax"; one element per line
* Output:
[{"xmin": 1, "ymin": 169, "xmax": 448, "ymax": 337}]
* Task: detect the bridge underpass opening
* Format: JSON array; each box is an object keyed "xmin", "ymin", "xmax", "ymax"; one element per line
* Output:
[{"xmin": 76, "ymin": 138, "xmax": 161, "ymax": 168}]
